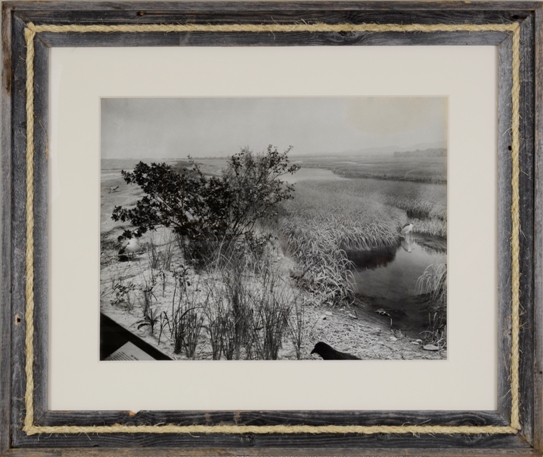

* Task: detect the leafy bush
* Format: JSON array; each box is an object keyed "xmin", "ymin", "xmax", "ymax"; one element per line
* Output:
[{"xmin": 112, "ymin": 146, "xmax": 299, "ymax": 267}]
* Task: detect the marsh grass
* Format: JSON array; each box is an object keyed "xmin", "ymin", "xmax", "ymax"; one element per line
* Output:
[
  {"xmin": 409, "ymin": 218, "xmax": 447, "ymax": 238},
  {"xmin": 147, "ymin": 232, "xmax": 176, "ymax": 272},
  {"xmin": 281, "ymin": 184, "xmax": 403, "ymax": 305},
  {"xmin": 217, "ymin": 255, "xmax": 254, "ymax": 359},
  {"xmin": 202, "ymin": 286, "xmax": 230, "ymax": 359},
  {"xmin": 287, "ymin": 297, "xmax": 319, "ymax": 359},
  {"xmin": 421, "ymin": 311, "xmax": 447, "ymax": 349},
  {"xmin": 183, "ymin": 307, "xmax": 205, "ymax": 359},
  {"xmin": 416, "ymin": 263, "xmax": 447, "ymax": 304},
  {"xmin": 200, "ymin": 248, "xmax": 294, "ymax": 360},
  {"xmin": 102, "ymin": 168, "xmax": 448, "ymax": 359},
  {"xmin": 162, "ymin": 266, "xmax": 204, "ymax": 355},
  {"xmin": 250, "ymin": 265, "xmax": 291, "ymax": 360},
  {"xmin": 279, "ymin": 179, "xmax": 447, "ymax": 307},
  {"xmin": 293, "ymin": 178, "xmax": 447, "ymax": 237},
  {"xmin": 416, "ymin": 263, "xmax": 447, "ymax": 347},
  {"xmin": 140, "ymin": 275, "xmax": 157, "ymax": 316}
]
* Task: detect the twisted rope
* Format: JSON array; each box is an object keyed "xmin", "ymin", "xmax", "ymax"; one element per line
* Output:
[
  {"xmin": 24, "ymin": 424, "xmax": 518, "ymax": 436},
  {"xmin": 509, "ymin": 22, "xmax": 521, "ymax": 432},
  {"xmin": 22, "ymin": 21, "xmax": 522, "ymax": 435},
  {"xmin": 23, "ymin": 25, "xmax": 36, "ymax": 433},
  {"xmin": 26, "ymin": 22, "xmax": 517, "ymax": 34}
]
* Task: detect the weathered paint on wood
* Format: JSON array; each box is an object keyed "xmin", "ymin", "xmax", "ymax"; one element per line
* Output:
[
  {"xmin": 9, "ymin": 430, "xmax": 535, "ymax": 450},
  {"xmin": 34, "ymin": 410, "xmax": 510, "ymax": 428},
  {"xmin": 497, "ymin": 31, "xmax": 514, "ymax": 426},
  {"xmin": 31, "ymin": 34, "xmax": 49, "ymax": 426},
  {"xmin": 532, "ymin": 4, "xmax": 543, "ymax": 454},
  {"xmin": 4, "ymin": 1, "xmax": 543, "ymax": 12},
  {"xmin": 9, "ymin": 13, "xmax": 30, "ymax": 448},
  {"xmin": 517, "ymin": 14, "xmax": 536, "ymax": 447},
  {"xmin": 1, "ymin": 2, "xmax": 543, "ymax": 456},
  {"xmin": 1, "ymin": 446, "xmax": 542, "ymax": 457},
  {"xmin": 0, "ymin": 3, "xmax": 13, "ymax": 455},
  {"xmin": 37, "ymin": 31, "xmax": 509, "ymax": 48}
]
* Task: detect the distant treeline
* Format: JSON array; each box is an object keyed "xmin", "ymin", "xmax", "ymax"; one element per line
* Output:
[{"xmin": 393, "ymin": 148, "xmax": 447, "ymax": 158}]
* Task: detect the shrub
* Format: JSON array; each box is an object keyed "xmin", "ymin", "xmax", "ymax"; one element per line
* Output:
[{"xmin": 112, "ymin": 146, "xmax": 299, "ymax": 267}]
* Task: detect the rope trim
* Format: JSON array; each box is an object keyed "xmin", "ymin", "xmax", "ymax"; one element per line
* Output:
[
  {"xmin": 23, "ymin": 25, "xmax": 36, "ymax": 433},
  {"xmin": 509, "ymin": 23, "xmax": 521, "ymax": 432},
  {"xmin": 27, "ymin": 22, "xmax": 517, "ymax": 34},
  {"xmin": 22, "ymin": 21, "xmax": 522, "ymax": 436},
  {"xmin": 24, "ymin": 425, "xmax": 519, "ymax": 436}
]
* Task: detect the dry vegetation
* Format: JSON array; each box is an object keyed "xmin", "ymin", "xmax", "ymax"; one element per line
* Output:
[
  {"xmin": 300, "ymin": 152, "xmax": 447, "ymax": 183},
  {"xmin": 100, "ymin": 154, "xmax": 447, "ymax": 360},
  {"xmin": 279, "ymin": 178, "xmax": 447, "ymax": 308}
]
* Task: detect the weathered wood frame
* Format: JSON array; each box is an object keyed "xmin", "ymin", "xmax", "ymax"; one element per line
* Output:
[{"xmin": 1, "ymin": 1, "xmax": 542, "ymax": 456}]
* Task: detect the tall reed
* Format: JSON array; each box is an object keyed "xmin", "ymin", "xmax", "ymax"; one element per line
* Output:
[{"xmin": 416, "ymin": 263, "xmax": 447, "ymax": 347}]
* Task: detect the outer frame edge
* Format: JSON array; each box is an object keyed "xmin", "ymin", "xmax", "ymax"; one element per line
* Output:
[
  {"xmin": 0, "ymin": 3, "xmax": 14, "ymax": 457},
  {"xmin": 532, "ymin": 3, "xmax": 543, "ymax": 456},
  {"xmin": 4, "ymin": 2, "xmax": 542, "ymax": 455}
]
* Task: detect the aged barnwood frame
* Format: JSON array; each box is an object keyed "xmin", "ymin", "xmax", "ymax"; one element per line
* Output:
[{"xmin": 1, "ymin": 1, "xmax": 543, "ymax": 455}]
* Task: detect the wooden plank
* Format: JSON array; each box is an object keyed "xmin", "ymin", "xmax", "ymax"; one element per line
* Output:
[
  {"xmin": 0, "ymin": 3, "xmax": 13, "ymax": 456},
  {"xmin": 11, "ymin": 9, "xmax": 534, "ymax": 28},
  {"xmin": 517, "ymin": 15, "xmax": 536, "ymax": 447},
  {"xmin": 10, "ymin": 430, "xmax": 534, "ymax": 451},
  {"xmin": 35, "ymin": 410, "xmax": 509, "ymax": 428},
  {"xmin": 31, "ymin": 36, "xmax": 48, "ymax": 423},
  {"xmin": 1, "ymin": 446, "xmax": 542, "ymax": 457},
  {"xmin": 36, "ymin": 31, "xmax": 508, "ymax": 48},
  {"xmin": 9, "ymin": 13, "xmax": 30, "ymax": 448},
  {"xmin": 497, "ymin": 32, "xmax": 514, "ymax": 425},
  {"xmin": 531, "ymin": 4, "xmax": 543, "ymax": 455},
  {"xmin": 3, "ymin": 1, "xmax": 541, "ymax": 13}
]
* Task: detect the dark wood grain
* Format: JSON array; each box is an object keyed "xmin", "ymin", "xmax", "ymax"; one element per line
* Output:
[
  {"xmin": 4, "ymin": 1, "xmax": 543, "ymax": 12},
  {"xmin": 36, "ymin": 31, "xmax": 508, "ymax": 48},
  {"xmin": 517, "ymin": 14, "xmax": 536, "ymax": 447},
  {"xmin": 34, "ymin": 410, "xmax": 510, "ymax": 428},
  {"xmin": 9, "ymin": 13, "xmax": 30, "ymax": 448},
  {"xmin": 532, "ymin": 4, "xmax": 543, "ymax": 455},
  {"xmin": 2, "ymin": 2, "xmax": 543, "ymax": 456},
  {"xmin": 497, "ymin": 31, "xmax": 514, "ymax": 425},
  {"xmin": 10, "ymin": 429, "xmax": 534, "ymax": 451},
  {"xmin": 30, "ymin": 35, "xmax": 48, "ymax": 424},
  {"xmin": 10, "ymin": 9, "xmax": 534, "ymax": 30},
  {"xmin": 1, "ymin": 446, "xmax": 542, "ymax": 457},
  {"xmin": 0, "ymin": 3, "xmax": 13, "ymax": 456}
]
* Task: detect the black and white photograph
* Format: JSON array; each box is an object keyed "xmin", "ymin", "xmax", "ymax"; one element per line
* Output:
[{"xmin": 100, "ymin": 97, "xmax": 447, "ymax": 361}]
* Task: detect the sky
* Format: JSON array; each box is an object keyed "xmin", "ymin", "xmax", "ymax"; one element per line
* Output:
[{"xmin": 101, "ymin": 97, "xmax": 447, "ymax": 159}]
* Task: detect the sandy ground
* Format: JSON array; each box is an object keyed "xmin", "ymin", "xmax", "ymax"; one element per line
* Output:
[
  {"xmin": 101, "ymin": 287, "xmax": 446, "ymax": 361},
  {"xmin": 100, "ymin": 161, "xmax": 446, "ymax": 361},
  {"xmin": 100, "ymin": 237, "xmax": 446, "ymax": 361}
]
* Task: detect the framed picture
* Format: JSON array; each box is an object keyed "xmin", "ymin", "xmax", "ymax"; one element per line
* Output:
[{"xmin": 1, "ymin": 1, "xmax": 542, "ymax": 455}]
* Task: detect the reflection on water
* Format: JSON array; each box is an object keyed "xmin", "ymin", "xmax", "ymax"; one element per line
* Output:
[
  {"xmin": 345, "ymin": 244, "xmax": 397, "ymax": 271},
  {"xmin": 349, "ymin": 235, "xmax": 446, "ymax": 335},
  {"xmin": 401, "ymin": 238, "xmax": 414, "ymax": 253}
]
